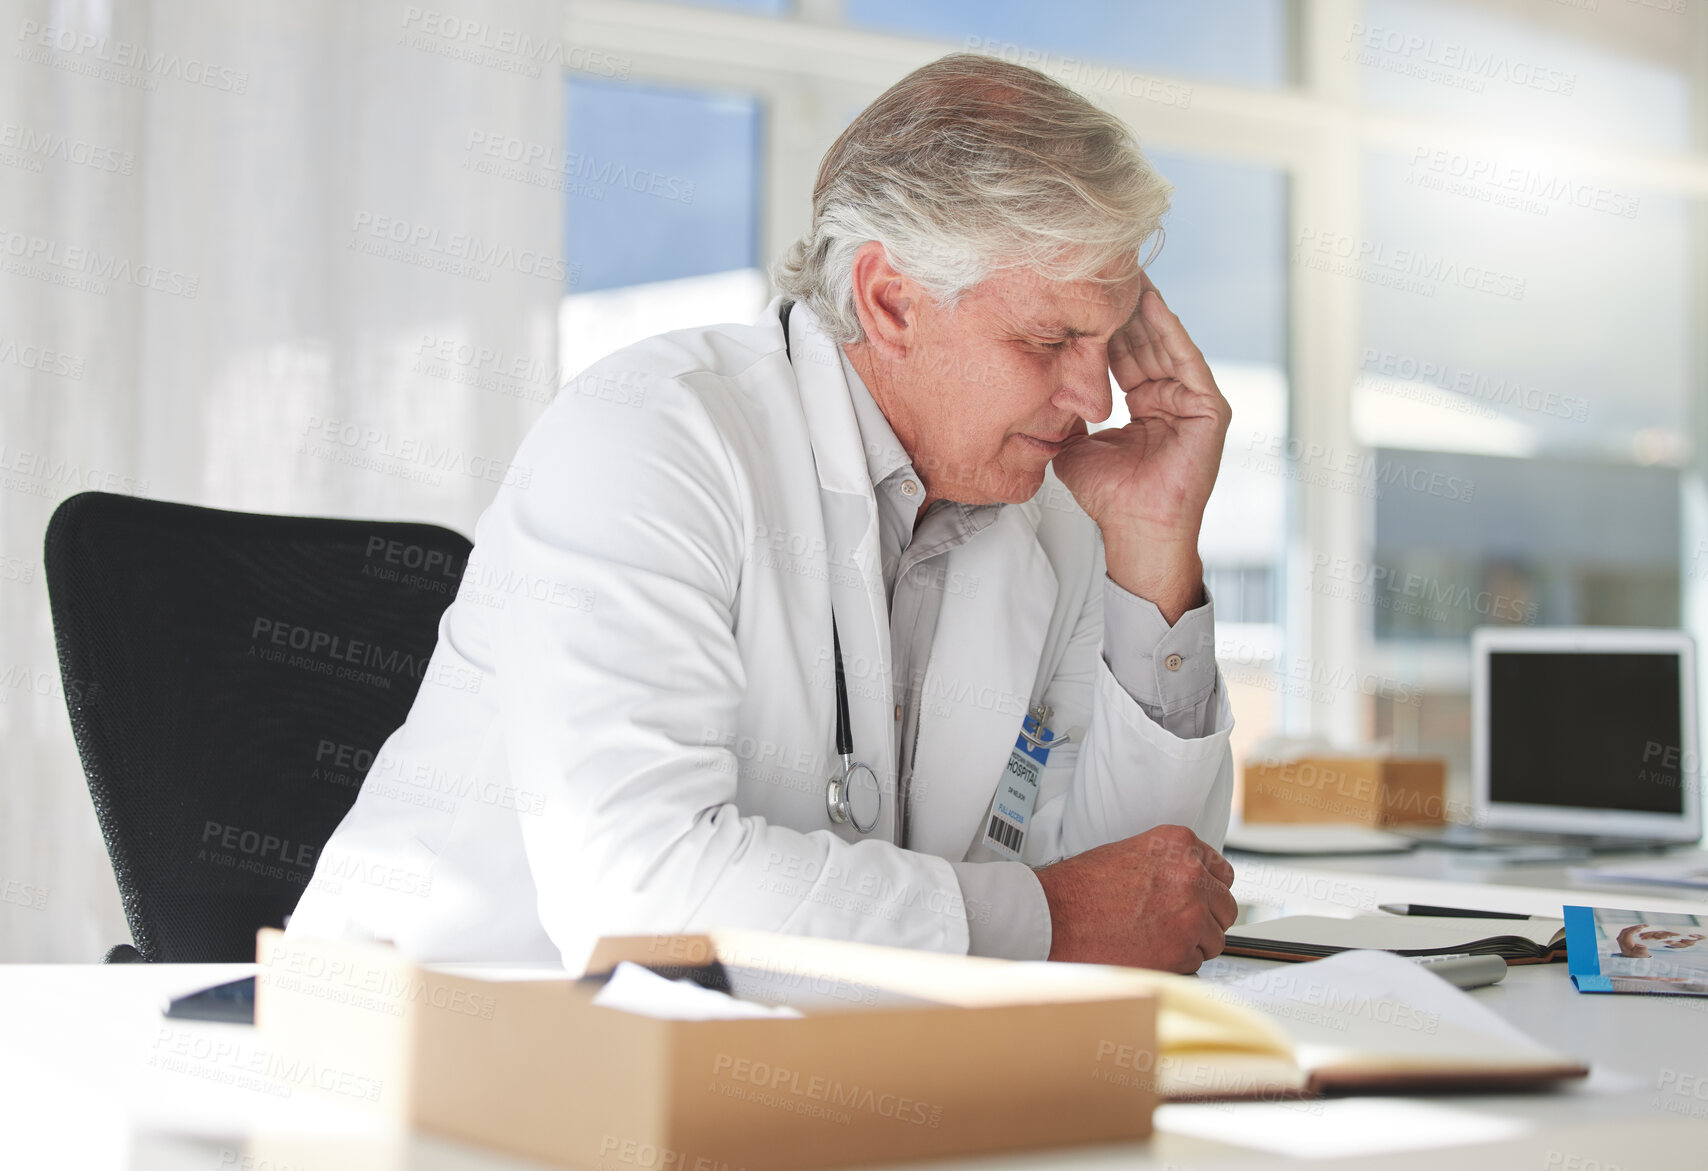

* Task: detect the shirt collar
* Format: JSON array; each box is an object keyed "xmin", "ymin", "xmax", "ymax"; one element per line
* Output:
[{"xmin": 838, "ymin": 347, "xmax": 915, "ymax": 487}]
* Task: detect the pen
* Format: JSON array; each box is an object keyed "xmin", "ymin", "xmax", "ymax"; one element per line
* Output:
[{"xmin": 1379, "ymin": 903, "xmax": 1535, "ymax": 919}]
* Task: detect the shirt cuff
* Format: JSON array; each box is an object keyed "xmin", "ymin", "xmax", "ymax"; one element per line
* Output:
[
  {"xmin": 949, "ymin": 860, "xmax": 1051, "ymax": 961},
  {"xmin": 1101, "ymin": 577, "xmax": 1218, "ymax": 717}
]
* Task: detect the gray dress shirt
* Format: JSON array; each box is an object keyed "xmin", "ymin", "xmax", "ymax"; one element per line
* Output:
[{"xmin": 837, "ymin": 351, "xmax": 1222, "ymax": 961}]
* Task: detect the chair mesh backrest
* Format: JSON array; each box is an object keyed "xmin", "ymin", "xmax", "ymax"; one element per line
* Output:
[{"xmin": 44, "ymin": 492, "xmax": 470, "ymax": 962}]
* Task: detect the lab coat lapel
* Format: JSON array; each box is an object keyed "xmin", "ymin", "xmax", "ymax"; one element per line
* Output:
[
  {"xmin": 784, "ymin": 300, "xmax": 899, "ymax": 841},
  {"xmin": 909, "ymin": 500, "xmax": 1058, "ymax": 859}
]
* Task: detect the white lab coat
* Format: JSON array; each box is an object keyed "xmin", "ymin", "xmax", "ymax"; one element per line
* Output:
[{"xmin": 287, "ymin": 298, "xmax": 1235, "ymax": 971}]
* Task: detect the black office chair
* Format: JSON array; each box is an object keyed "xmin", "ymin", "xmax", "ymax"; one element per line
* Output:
[{"xmin": 44, "ymin": 492, "xmax": 471, "ymax": 963}]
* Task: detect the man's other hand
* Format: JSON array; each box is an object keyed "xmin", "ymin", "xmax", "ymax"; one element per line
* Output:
[{"xmin": 1033, "ymin": 824, "xmax": 1236, "ymax": 973}]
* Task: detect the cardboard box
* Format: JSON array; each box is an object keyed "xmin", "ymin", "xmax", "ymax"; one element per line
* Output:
[
  {"xmin": 1241, "ymin": 752, "xmax": 1447, "ymax": 826},
  {"xmin": 254, "ymin": 928, "xmax": 1158, "ymax": 1171}
]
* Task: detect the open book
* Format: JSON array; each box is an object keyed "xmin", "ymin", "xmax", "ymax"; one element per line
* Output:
[
  {"xmin": 584, "ymin": 930, "xmax": 1587, "ymax": 1100},
  {"xmin": 1169, "ymin": 950, "xmax": 1586, "ymax": 1097},
  {"xmin": 1224, "ymin": 913, "xmax": 1567, "ymax": 964}
]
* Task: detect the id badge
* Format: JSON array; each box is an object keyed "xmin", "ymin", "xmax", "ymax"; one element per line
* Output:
[{"xmin": 981, "ymin": 706, "xmax": 1058, "ymax": 861}]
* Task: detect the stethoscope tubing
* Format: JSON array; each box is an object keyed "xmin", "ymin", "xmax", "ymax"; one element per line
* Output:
[{"xmin": 784, "ymin": 299, "xmax": 881, "ymax": 836}]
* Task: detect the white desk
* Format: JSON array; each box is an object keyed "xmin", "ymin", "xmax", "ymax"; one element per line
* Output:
[
  {"xmin": 1230, "ymin": 846, "xmax": 1708, "ymax": 922},
  {"xmin": 10, "ymin": 849, "xmax": 1708, "ymax": 1170},
  {"xmin": 5, "ymin": 955, "xmax": 1708, "ymax": 1170}
]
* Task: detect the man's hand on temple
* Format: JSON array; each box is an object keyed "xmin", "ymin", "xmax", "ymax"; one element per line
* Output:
[
  {"xmin": 1032, "ymin": 824, "xmax": 1237, "ymax": 974},
  {"xmin": 1051, "ymin": 271, "xmax": 1231, "ymax": 624}
]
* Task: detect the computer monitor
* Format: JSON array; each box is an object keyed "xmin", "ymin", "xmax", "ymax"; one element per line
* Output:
[{"xmin": 1473, "ymin": 626, "xmax": 1700, "ymax": 843}]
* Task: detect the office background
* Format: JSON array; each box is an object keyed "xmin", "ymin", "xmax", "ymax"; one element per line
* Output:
[{"xmin": 1, "ymin": 0, "xmax": 1704, "ymax": 963}]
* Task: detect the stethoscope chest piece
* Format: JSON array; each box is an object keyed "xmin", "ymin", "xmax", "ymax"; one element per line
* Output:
[
  {"xmin": 825, "ymin": 618, "xmax": 882, "ymax": 834},
  {"xmin": 827, "ymin": 757, "xmax": 881, "ymax": 834}
]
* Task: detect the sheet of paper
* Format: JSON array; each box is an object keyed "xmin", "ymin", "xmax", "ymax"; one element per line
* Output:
[{"xmin": 591, "ymin": 961, "xmax": 805, "ymax": 1021}]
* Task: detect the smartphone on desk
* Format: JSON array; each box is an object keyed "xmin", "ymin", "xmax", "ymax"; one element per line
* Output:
[{"xmin": 163, "ymin": 975, "xmax": 255, "ymax": 1024}]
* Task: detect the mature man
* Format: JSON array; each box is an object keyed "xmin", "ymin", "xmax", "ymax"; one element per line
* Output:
[{"xmin": 288, "ymin": 54, "xmax": 1238, "ymax": 974}]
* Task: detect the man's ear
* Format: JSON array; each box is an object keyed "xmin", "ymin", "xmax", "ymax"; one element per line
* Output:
[{"xmin": 849, "ymin": 241, "xmax": 917, "ymax": 361}]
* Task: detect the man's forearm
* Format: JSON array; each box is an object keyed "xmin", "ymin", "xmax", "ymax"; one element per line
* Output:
[{"xmin": 1101, "ymin": 534, "xmax": 1204, "ymax": 625}]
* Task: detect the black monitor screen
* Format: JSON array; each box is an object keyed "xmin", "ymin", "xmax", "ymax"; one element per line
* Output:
[{"xmin": 1488, "ymin": 651, "xmax": 1685, "ymax": 814}]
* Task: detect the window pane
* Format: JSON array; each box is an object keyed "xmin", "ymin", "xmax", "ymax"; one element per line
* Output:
[
  {"xmin": 1371, "ymin": 452, "xmax": 1680, "ymax": 642},
  {"xmin": 844, "ymin": 0, "xmax": 1289, "ymax": 89},
  {"xmin": 1351, "ymin": 0, "xmax": 1693, "ymax": 153},
  {"xmin": 1147, "ymin": 151, "xmax": 1288, "ymax": 369},
  {"xmin": 1145, "ymin": 150, "xmax": 1288, "ymax": 626},
  {"xmin": 564, "ymin": 79, "xmax": 761, "ymax": 294},
  {"xmin": 1337, "ymin": 2, "xmax": 1700, "ymax": 792},
  {"xmin": 1353, "ymin": 148, "xmax": 1691, "ymax": 464}
]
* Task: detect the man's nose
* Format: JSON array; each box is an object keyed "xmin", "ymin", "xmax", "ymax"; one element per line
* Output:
[{"xmin": 1053, "ymin": 347, "xmax": 1113, "ymax": 425}]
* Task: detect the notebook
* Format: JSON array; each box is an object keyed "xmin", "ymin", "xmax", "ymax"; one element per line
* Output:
[
  {"xmin": 1164, "ymin": 949, "xmax": 1587, "ymax": 1097},
  {"xmin": 1224, "ymin": 913, "xmax": 1568, "ymax": 964}
]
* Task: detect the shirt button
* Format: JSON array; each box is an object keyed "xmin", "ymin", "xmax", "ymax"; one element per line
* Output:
[
  {"xmin": 1164, "ymin": 653, "xmax": 1184, "ymax": 672},
  {"xmin": 895, "ymin": 703, "xmax": 903, "ymax": 720},
  {"xmin": 900, "ymin": 479, "xmax": 919, "ymax": 497}
]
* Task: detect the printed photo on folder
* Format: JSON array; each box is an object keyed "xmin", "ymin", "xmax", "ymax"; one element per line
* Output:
[{"xmin": 1566, "ymin": 905, "xmax": 1708, "ymax": 996}]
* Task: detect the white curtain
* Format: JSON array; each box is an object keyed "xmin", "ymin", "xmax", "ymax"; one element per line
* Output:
[{"xmin": 0, "ymin": 0, "xmax": 565, "ymax": 960}]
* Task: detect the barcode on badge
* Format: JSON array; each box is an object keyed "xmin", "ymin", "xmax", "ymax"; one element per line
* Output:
[{"xmin": 987, "ymin": 814, "xmax": 1023, "ymax": 855}]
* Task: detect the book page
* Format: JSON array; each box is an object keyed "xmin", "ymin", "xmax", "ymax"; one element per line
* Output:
[{"xmin": 1216, "ymin": 950, "xmax": 1582, "ymax": 1084}]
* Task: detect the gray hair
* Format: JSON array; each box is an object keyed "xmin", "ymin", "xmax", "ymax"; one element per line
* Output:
[{"xmin": 772, "ymin": 53, "xmax": 1172, "ymax": 344}]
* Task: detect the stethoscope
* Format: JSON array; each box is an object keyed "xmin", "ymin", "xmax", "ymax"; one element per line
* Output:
[
  {"xmin": 779, "ymin": 299, "xmax": 883, "ymax": 835},
  {"xmin": 826, "ymin": 620, "xmax": 882, "ymax": 833}
]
